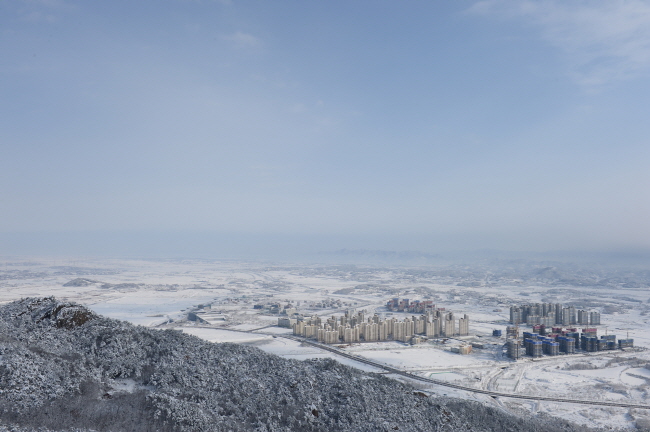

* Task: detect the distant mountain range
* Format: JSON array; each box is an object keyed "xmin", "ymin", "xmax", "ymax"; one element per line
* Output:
[{"xmin": 319, "ymin": 249, "xmax": 442, "ymax": 262}]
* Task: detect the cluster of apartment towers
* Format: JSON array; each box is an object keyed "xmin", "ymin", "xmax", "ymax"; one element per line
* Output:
[
  {"xmin": 505, "ymin": 303, "xmax": 633, "ymax": 360},
  {"xmin": 291, "ymin": 300, "xmax": 469, "ymax": 344},
  {"xmin": 509, "ymin": 303, "xmax": 600, "ymax": 327}
]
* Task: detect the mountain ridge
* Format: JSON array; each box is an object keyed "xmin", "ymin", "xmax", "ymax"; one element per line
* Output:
[{"xmin": 0, "ymin": 297, "xmax": 596, "ymax": 431}]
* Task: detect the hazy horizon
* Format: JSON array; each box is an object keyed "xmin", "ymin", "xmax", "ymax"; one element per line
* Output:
[
  {"xmin": 2, "ymin": 1, "xmax": 649, "ymax": 258},
  {"xmin": 2, "ymin": 230, "xmax": 650, "ymax": 265}
]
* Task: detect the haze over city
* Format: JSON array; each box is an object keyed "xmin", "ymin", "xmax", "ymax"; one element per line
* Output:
[
  {"xmin": 4, "ymin": 4, "xmax": 650, "ymax": 430},
  {"xmin": 2, "ymin": 0, "xmax": 650, "ymax": 258}
]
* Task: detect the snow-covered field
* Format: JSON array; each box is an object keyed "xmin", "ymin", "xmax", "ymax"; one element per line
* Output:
[
  {"xmin": 1, "ymin": 256, "xmax": 649, "ymax": 430},
  {"xmin": 180, "ymin": 327, "xmax": 272, "ymax": 344}
]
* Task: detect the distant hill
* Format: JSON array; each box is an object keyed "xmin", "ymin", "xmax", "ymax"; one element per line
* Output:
[
  {"xmin": 62, "ymin": 278, "xmax": 101, "ymax": 287},
  {"xmin": 319, "ymin": 249, "xmax": 442, "ymax": 263},
  {"xmin": 0, "ymin": 298, "xmax": 593, "ymax": 431}
]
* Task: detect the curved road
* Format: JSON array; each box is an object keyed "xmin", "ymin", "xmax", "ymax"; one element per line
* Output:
[{"xmin": 278, "ymin": 334, "xmax": 650, "ymax": 410}]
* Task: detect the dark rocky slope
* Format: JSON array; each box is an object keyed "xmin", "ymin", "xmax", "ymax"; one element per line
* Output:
[{"xmin": 0, "ymin": 298, "xmax": 596, "ymax": 432}]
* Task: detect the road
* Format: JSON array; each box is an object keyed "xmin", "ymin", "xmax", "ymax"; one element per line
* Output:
[
  {"xmin": 276, "ymin": 334, "xmax": 650, "ymax": 410},
  {"xmin": 188, "ymin": 324, "xmax": 650, "ymax": 410}
]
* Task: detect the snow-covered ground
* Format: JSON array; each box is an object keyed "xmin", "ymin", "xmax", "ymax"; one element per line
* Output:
[
  {"xmin": 180, "ymin": 327, "xmax": 272, "ymax": 344},
  {"xmin": 1, "ymin": 256, "xmax": 649, "ymax": 430}
]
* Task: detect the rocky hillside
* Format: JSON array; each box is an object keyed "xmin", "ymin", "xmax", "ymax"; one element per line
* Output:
[{"xmin": 0, "ymin": 298, "xmax": 595, "ymax": 432}]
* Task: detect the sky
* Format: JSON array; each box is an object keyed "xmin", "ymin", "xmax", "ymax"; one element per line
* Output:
[{"xmin": 1, "ymin": 0, "xmax": 650, "ymax": 258}]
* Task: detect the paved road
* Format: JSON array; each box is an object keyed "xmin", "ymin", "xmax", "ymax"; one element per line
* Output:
[
  {"xmin": 279, "ymin": 334, "xmax": 650, "ymax": 410},
  {"xmin": 189, "ymin": 324, "xmax": 650, "ymax": 410}
]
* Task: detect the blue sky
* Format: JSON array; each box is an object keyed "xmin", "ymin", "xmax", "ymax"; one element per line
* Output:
[{"xmin": 1, "ymin": 0, "xmax": 650, "ymax": 256}]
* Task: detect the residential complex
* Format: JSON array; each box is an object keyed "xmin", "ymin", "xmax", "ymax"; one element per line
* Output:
[
  {"xmin": 280, "ymin": 299, "xmax": 470, "ymax": 344},
  {"xmin": 510, "ymin": 303, "xmax": 600, "ymax": 326}
]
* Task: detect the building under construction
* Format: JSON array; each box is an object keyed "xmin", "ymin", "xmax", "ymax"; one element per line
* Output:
[
  {"xmin": 506, "ymin": 326, "xmax": 633, "ymax": 359},
  {"xmin": 507, "ymin": 339, "xmax": 521, "ymax": 359}
]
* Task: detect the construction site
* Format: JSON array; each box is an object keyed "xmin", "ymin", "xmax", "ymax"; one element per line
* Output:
[{"xmin": 505, "ymin": 303, "xmax": 633, "ymax": 359}]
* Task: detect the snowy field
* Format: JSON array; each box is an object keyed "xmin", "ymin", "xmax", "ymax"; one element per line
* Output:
[{"xmin": 1, "ymin": 256, "xmax": 649, "ymax": 430}]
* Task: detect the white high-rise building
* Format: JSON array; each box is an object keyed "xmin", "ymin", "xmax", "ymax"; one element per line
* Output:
[
  {"xmin": 443, "ymin": 313, "xmax": 455, "ymax": 337},
  {"xmin": 590, "ymin": 311, "xmax": 601, "ymax": 325},
  {"xmin": 458, "ymin": 314, "xmax": 469, "ymax": 336}
]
